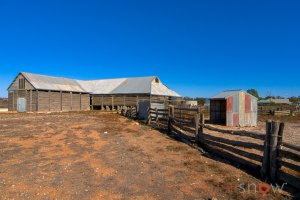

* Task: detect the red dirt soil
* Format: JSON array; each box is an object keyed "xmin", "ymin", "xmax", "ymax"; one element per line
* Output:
[{"xmin": 0, "ymin": 112, "xmax": 287, "ymax": 200}]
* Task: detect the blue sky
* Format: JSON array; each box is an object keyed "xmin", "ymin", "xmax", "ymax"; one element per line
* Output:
[{"xmin": 0, "ymin": 0, "xmax": 299, "ymax": 98}]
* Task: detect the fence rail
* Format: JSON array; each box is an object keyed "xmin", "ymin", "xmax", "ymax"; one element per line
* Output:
[{"xmin": 120, "ymin": 105, "xmax": 300, "ymax": 190}]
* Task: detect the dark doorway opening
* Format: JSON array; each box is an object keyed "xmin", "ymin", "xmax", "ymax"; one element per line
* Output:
[{"xmin": 210, "ymin": 99, "xmax": 226, "ymax": 125}]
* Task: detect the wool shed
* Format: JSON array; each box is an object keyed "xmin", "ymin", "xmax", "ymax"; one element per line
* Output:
[
  {"xmin": 210, "ymin": 90, "xmax": 257, "ymax": 127},
  {"xmin": 7, "ymin": 72, "xmax": 181, "ymax": 113}
]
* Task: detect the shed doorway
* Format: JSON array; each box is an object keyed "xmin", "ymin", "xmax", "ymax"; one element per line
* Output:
[
  {"xmin": 17, "ymin": 97, "xmax": 26, "ymax": 112},
  {"xmin": 210, "ymin": 99, "xmax": 226, "ymax": 125}
]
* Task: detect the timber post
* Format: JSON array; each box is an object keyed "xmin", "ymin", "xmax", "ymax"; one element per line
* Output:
[
  {"xmin": 48, "ymin": 90, "xmax": 51, "ymax": 112},
  {"xmin": 168, "ymin": 105, "xmax": 174, "ymax": 133},
  {"xmin": 60, "ymin": 91, "xmax": 63, "ymax": 111},
  {"xmin": 155, "ymin": 108, "xmax": 158, "ymax": 122},
  {"xmin": 261, "ymin": 120, "xmax": 272, "ymax": 179},
  {"xmin": 195, "ymin": 114, "xmax": 200, "ymax": 143},
  {"xmin": 147, "ymin": 107, "xmax": 151, "ymax": 125},
  {"xmin": 270, "ymin": 121, "xmax": 280, "ymax": 181},
  {"xmin": 200, "ymin": 113, "xmax": 204, "ymax": 133},
  {"xmin": 277, "ymin": 123, "xmax": 285, "ymax": 170}
]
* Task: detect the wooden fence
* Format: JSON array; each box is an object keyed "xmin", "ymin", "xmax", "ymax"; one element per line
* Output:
[
  {"xmin": 118, "ymin": 106, "xmax": 138, "ymax": 119},
  {"xmin": 145, "ymin": 106, "xmax": 300, "ymax": 189}
]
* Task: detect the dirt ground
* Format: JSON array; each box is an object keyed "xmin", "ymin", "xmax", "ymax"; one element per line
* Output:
[{"xmin": 0, "ymin": 112, "xmax": 288, "ymax": 200}]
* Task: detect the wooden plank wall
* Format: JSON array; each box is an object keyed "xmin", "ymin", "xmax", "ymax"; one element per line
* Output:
[
  {"xmin": 38, "ymin": 91, "xmax": 50, "ymax": 112},
  {"xmin": 62, "ymin": 92, "xmax": 72, "ymax": 111},
  {"xmin": 8, "ymin": 90, "xmax": 36, "ymax": 111},
  {"xmin": 8, "ymin": 90, "xmax": 90, "ymax": 112},
  {"xmin": 91, "ymin": 94, "xmax": 150, "ymax": 108},
  {"xmin": 8, "ymin": 74, "xmax": 34, "ymax": 91},
  {"xmin": 72, "ymin": 93, "xmax": 81, "ymax": 111},
  {"xmin": 50, "ymin": 92, "xmax": 61, "ymax": 112},
  {"xmin": 81, "ymin": 94, "xmax": 90, "ymax": 110},
  {"xmin": 8, "ymin": 92, "xmax": 14, "ymax": 111}
]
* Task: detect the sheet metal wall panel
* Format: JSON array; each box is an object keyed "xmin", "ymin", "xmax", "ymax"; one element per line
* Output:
[
  {"xmin": 251, "ymin": 96, "xmax": 258, "ymax": 126},
  {"xmin": 239, "ymin": 92, "xmax": 246, "ymax": 127},
  {"xmin": 226, "ymin": 112, "xmax": 233, "ymax": 126},
  {"xmin": 245, "ymin": 94, "xmax": 251, "ymax": 113},
  {"xmin": 244, "ymin": 113, "xmax": 251, "ymax": 126},
  {"xmin": 227, "ymin": 96, "xmax": 233, "ymax": 112},
  {"xmin": 232, "ymin": 94, "xmax": 239, "ymax": 113},
  {"xmin": 233, "ymin": 113, "xmax": 239, "ymax": 126},
  {"xmin": 251, "ymin": 112, "xmax": 257, "ymax": 126}
]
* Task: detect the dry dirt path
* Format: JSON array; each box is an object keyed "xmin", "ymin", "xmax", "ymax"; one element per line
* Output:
[{"xmin": 0, "ymin": 112, "xmax": 285, "ymax": 200}]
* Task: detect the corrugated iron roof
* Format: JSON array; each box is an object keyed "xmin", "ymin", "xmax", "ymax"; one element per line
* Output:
[
  {"xmin": 76, "ymin": 78, "xmax": 127, "ymax": 94},
  {"xmin": 211, "ymin": 90, "xmax": 257, "ymax": 99},
  {"xmin": 22, "ymin": 72, "xmax": 86, "ymax": 93},
  {"xmin": 19, "ymin": 72, "xmax": 180, "ymax": 97}
]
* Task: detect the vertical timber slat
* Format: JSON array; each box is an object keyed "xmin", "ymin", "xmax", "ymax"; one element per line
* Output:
[
  {"xmin": 277, "ymin": 123, "xmax": 285, "ymax": 170},
  {"xmin": 195, "ymin": 114, "xmax": 200, "ymax": 142},
  {"xmin": 270, "ymin": 121, "xmax": 280, "ymax": 181},
  {"xmin": 60, "ymin": 91, "xmax": 63, "ymax": 111},
  {"xmin": 36, "ymin": 90, "xmax": 39, "ymax": 111},
  {"xmin": 261, "ymin": 120, "xmax": 272, "ymax": 179},
  {"xmin": 12, "ymin": 91, "xmax": 15, "ymax": 111},
  {"xmin": 30, "ymin": 90, "xmax": 32, "ymax": 112},
  {"xmin": 49, "ymin": 90, "xmax": 51, "ymax": 112},
  {"xmin": 70, "ymin": 92, "xmax": 73, "ymax": 111}
]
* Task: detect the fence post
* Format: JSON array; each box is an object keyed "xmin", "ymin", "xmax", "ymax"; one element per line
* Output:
[
  {"xmin": 270, "ymin": 121, "xmax": 280, "ymax": 181},
  {"xmin": 276, "ymin": 122, "xmax": 285, "ymax": 175},
  {"xmin": 195, "ymin": 114, "xmax": 200, "ymax": 142},
  {"xmin": 147, "ymin": 107, "xmax": 152, "ymax": 125},
  {"xmin": 124, "ymin": 106, "xmax": 128, "ymax": 116},
  {"xmin": 168, "ymin": 106, "xmax": 174, "ymax": 133},
  {"xmin": 200, "ymin": 113, "xmax": 205, "ymax": 133},
  {"xmin": 261, "ymin": 120, "xmax": 272, "ymax": 179}
]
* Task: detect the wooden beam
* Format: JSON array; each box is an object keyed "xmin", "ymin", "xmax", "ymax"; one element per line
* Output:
[
  {"xmin": 16, "ymin": 90, "xmax": 19, "ymax": 111},
  {"xmin": 80, "ymin": 93, "xmax": 82, "ymax": 111},
  {"xmin": 12, "ymin": 91, "xmax": 15, "ymax": 111},
  {"xmin": 70, "ymin": 92, "xmax": 73, "ymax": 111},
  {"xmin": 49, "ymin": 90, "xmax": 51, "ymax": 112},
  {"xmin": 36, "ymin": 90, "xmax": 39, "ymax": 111},
  {"xmin": 270, "ymin": 121, "xmax": 280, "ymax": 181},
  {"xmin": 60, "ymin": 91, "xmax": 63, "ymax": 111},
  {"xmin": 195, "ymin": 114, "xmax": 200, "ymax": 142},
  {"xmin": 30, "ymin": 90, "xmax": 32, "ymax": 112}
]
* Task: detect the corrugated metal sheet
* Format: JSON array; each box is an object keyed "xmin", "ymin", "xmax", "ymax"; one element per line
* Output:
[
  {"xmin": 211, "ymin": 90, "xmax": 257, "ymax": 100},
  {"xmin": 22, "ymin": 72, "xmax": 86, "ymax": 93},
  {"xmin": 227, "ymin": 96, "xmax": 233, "ymax": 112},
  {"xmin": 232, "ymin": 94, "xmax": 239, "ymax": 113},
  {"xmin": 151, "ymin": 81, "xmax": 180, "ymax": 97},
  {"xmin": 245, "ymin": 94, "xmax": 251, "ymax": 113},
  {"xmin": 210, "ymin": 90, "xmax": 257, "ymax": 127},
  {"xmin": 20, "ymin": 73, "xmax": 180, "ymax": 97},
  {"xmin": 77, "ymin": 78, "xmax": 127, "ymax": 94},
  {"xmin": 239, "ymin": 92, "xmax": 245, "ymax": 127}
]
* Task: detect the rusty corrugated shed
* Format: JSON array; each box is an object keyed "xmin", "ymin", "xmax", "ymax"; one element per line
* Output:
[{"xmin": 210, "ymin": 90, "xmax": 257, "ymax": 127}]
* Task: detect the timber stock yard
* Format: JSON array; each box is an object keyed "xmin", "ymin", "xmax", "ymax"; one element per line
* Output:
[
  {"xmin": 1, "ymin": 0, "xmax": 299, "ymax": 199},
  {"xmin": 0, "ymin": 72, "xmax": 299, "ymax": 200}
]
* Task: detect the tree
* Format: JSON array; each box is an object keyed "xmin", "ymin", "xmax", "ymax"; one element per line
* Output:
[
  {"xmin": 247, "ymin": 89, "xmax": 260, "ymax": 99},
  {"xmin": 289, "ymin": 96, "xmax": 300, "ymax": 104}
]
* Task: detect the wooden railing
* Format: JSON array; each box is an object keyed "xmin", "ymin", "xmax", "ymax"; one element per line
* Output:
[{"xmin": 145, "ymin": 106, "xmax": 300, "ymax": 189}]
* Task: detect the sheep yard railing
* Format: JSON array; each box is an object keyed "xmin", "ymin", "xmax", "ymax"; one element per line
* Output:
[{"xmin": 145, "ymin": 106, "xmax": 300, "ymax": 189}]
